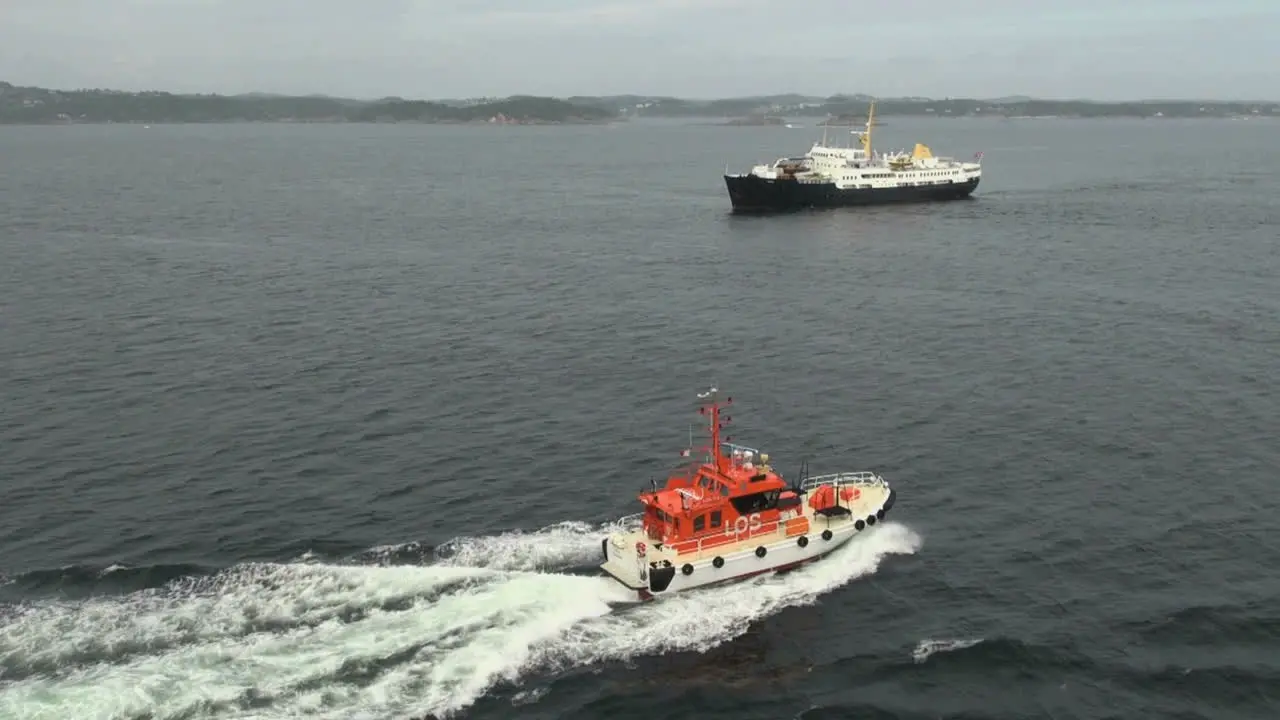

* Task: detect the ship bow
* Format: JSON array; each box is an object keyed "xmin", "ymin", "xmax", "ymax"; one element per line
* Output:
[{"xmin": 724, "ymin": 174, "xmax": 806, "ymax": 213}]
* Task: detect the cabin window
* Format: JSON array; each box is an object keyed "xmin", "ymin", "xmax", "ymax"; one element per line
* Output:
[
  {"xmin": 694, "ymin": 514, "xmax": 705, "ymax": 532},
  {"xmin": 710, "ymin": 510, "xmax": 722, "ymax": 528},
  {"xmin": 729, "ymin": 489, "xmax": 781, "ymax": 515}
]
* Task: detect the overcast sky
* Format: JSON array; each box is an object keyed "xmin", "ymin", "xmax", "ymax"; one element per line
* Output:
[{"xmin": 2, "ymin": 0, "xmax": 1277, "ymax": 100}]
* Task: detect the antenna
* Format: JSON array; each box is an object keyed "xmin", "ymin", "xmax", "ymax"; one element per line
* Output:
[{"xmin": 694, "ymin": 386, "xmax": 732, "ymax": 470}]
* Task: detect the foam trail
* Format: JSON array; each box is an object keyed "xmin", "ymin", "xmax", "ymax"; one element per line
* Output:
[
  {"xmin": 912, "ymin": 637, "xmax": 984, "ymax": 663},
  {"xmin": 0, "ymin": 519, "xmax": 918, "ymax": 720},
  {"xmin": 361, "ymin": 515, "xmax": 641, "ymax": 571}
]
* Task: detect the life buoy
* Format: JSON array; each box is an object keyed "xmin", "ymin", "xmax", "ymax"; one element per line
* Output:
[
  {"xmin": 636, "ymin": 541, "xmax": 647, "ymax": 556},
  {"xmin": 755, "ymin": 546, "xmax": 767, "ymax": 558},
  {"xmin": 712, "ymin": 556, "xmax": 724, "ymax": 568},
  {"xmin": 681, "ymin": 563, "xmax": 693, "ymax": 576},
  {"xmin": 821, "ymin": 529, "xmax": 833, "ymax": 541},
  {"xmin": 797, "ymin": 536, "xmax": 809, "ymax": 548}
]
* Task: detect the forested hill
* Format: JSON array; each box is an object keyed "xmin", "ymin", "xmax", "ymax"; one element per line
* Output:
[
  {"xmin": 572, "ymin": 93, "xmax": 1277, "ymax": 120},
  {"xmin": 1, "ymin": 82, "xmax": 1274, "ymax": 124},
  {"xmin": 0, "ymin": 83, "xmax": 615, "ymax": 125}
]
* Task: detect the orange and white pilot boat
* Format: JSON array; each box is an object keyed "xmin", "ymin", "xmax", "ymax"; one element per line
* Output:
[{"xmin": 599, "ymin": 388, "xmax": 897, "ymax": 600}]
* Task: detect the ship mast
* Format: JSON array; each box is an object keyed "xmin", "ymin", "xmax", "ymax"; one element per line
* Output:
[
  {"xmin": 862, "ymin": 100, "xmax": 876, "ymax": 159},
  {"xmin": 695, "ymin": 387, "xmax": 732, "ymax": 472}
]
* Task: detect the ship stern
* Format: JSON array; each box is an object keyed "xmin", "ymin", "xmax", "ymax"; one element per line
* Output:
[{"xmin": 599, "ymin": 533, "xmax": 649, "ymax": 597}]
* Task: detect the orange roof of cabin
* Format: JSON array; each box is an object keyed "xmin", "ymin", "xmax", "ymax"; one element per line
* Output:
[{"xmin": 642, "ymin": 459, "xmax": 787, "ymax": 517}]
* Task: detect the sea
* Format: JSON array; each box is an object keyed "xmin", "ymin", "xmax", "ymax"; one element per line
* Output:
[{"xmin": 0, "ymin": 115, "xmax": 1277, "ymax": 720}]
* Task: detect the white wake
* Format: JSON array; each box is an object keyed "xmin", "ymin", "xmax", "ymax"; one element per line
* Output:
[{"xmin": 0, "ymin": 519, "xmax": 921, "ymax": 720}]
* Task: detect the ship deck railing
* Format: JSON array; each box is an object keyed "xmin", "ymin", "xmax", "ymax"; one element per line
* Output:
[
  {"xmin": 616, "ymin": 512, "xmax": 643, "ymax": 528},
  {"xmin": 720, "ymin": 441, "xmax": 761, "ymax": 457},
  {"xmin": 800, "ymin": 471, "xmax": 887, "ymax": 492}
]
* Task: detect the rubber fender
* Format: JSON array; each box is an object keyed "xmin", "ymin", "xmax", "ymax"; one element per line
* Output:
[{"xmin": 649, "ymin": 564, "xmax": 677, "ymax": 593}]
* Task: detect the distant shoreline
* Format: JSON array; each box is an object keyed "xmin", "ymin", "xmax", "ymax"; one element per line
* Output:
[{"xmin": 2, "ymin": 81, "xmax": 1276, "ymax": 125}]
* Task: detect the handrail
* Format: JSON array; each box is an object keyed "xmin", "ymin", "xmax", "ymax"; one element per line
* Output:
[
  {"xmin": 667, "ymin": 512, "xmax": 811, "ymax": 560},
  {"xmin": 720, "ymin": 441, "xmax": 761, "ymax": 456},
  {"xmin": 799, "ymin": 471, "xmax": 887, "ymax": 491},
  {"xmin": 616, "ymin": 512, "xmax": 643, "ymax": 528}
]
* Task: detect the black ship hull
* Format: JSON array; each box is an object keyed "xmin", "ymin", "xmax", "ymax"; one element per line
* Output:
[{"xmin": 724, "ymin": 174, "xmax": 980, "ymax": 213}]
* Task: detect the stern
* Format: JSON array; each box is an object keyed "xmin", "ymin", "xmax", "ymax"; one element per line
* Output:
[{"xmin": 599, "ymin": 532, "xmax": 649, "ymax": 595}]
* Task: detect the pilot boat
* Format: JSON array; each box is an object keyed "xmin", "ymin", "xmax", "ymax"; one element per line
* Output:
[{"xmin": 599, "ymin": 388, "xmax": 897, "ymax": 600}]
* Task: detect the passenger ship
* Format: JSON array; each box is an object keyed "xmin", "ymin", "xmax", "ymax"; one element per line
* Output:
[
  {"xmin": 723, "ymin": 100, "xmax": 983, "ymax": 212},
  {"xmin": 599, "ymin": 389, "xmax": 897, "ymax": 600}
]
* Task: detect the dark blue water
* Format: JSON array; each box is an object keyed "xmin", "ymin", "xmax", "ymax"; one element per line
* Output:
[{"xmin": 1, "ymin": 117, "xmax": 1277, "ymax": 720}]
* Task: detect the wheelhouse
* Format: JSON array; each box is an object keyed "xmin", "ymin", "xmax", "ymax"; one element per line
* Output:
[{"xmin": 637, "ymin": 392, "xmax": 806, "ymax": 553}]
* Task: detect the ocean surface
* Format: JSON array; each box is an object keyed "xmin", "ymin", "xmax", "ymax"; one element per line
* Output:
[{"xmin": 1, "ymin": 115, "xmax": 1277, "ymax": 720}]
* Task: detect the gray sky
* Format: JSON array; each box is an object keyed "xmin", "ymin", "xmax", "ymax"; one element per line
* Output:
[{"xmin": 2, "ymin": 0, "xmax": 1277, "ymax": 100}]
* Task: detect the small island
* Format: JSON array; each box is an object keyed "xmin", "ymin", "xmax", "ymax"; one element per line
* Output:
[{"xmin": 1, "ymin": 82, "xmax": 1275, "ymax": 126}]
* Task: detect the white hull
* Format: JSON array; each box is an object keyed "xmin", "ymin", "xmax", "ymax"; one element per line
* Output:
[{"xmin": 600, "ymin": 473, "xmax": 896, "ymax": 600}]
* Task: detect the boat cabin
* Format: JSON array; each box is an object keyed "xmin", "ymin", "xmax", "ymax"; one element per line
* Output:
[{"xmin": 638, "ymin": 393, "xmax": 806, "ymax": 554}]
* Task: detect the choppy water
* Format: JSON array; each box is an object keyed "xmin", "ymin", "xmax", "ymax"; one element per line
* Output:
[{"xmin": 1, "ymin": 117, "xmax": 1278, "ymax": 720}]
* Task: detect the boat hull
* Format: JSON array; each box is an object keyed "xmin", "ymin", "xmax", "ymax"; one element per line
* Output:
[
  {"xmin": 724, "ymin": 174, "xmax": 979, "ymax": 213},
  {"xmin": 601, "ymin": 486, "xmax": 896, "ymax": 601}
]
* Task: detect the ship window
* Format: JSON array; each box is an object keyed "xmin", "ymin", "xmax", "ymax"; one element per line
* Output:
[
  {"xmin": 710, "ymin": 510, "xmax": 722, "ymax": 527},
  {"xmin": 729, "ymin": 489, "xmax": 781, "ymax": 515},
  {"xmin": 694, "ymin": 514, "xmax": 705, "ymax": 532}
]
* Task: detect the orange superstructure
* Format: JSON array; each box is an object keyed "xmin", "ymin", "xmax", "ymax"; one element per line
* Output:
[{"xmin": 636, "ymin": 390, "xmax": 804, "ymax": 557}]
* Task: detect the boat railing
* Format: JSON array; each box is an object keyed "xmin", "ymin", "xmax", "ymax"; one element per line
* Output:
[
  {"xmin": 800, "ymin": 471, "xmax": 887, "ymax": 492},
  {"xmin": 682, "ymin": 515, "xmax": 792, "ymax": 560},
  {"xmin": 616, "ymin": 512, "xmax": 643, "ymax": 529},
  {"xmin": 720, "ymin": 441, "xmax": 761, "ymax": 457}
]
